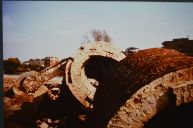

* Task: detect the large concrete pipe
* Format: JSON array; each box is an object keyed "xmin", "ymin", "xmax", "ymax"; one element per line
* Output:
[
  {"xmin": 11, "ymin": 41, "xmax": 125, "ymax": 109},
  {"xmin": 64, "ymin": 41, "xmax": 126, "ymax": 108},
  {"xmin": 84, "ymin": 48, "xmax": 193, "ymax": 128}
]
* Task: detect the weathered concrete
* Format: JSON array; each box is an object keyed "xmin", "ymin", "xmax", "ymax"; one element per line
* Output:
[
  {"xmin": 105, "ymin": 48, "xmax": 193, "ymax": 128},
  {"xmin": 5, "ymin": 43, "xmax": 193, "ymax": 128},
  {"xmin": 9, "ymin": 41, "xmax": 125, "ymax": 110},
  {"xmin": 108, "ymin": 68, "xmax": 193, "ymax": 128},
  {"xmin": 65, "ymin": 42, "xmax": 125, "ymax": 108}
]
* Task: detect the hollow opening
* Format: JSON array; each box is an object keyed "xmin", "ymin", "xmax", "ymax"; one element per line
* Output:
[{"xmin": 84, "ymin": 55, "xmax": 118, "ymax": 84}]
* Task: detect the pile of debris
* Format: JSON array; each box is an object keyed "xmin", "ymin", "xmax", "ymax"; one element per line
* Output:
[{"xmin": 4, "ymin": 41, "xmax": 193, "ymax": 128}]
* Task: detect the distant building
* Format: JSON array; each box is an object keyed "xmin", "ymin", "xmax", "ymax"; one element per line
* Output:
[
  {"xmin": 162, "ymin": 38, "xmax": 193, "ymax": 56},
  {"xmin": 44, "ymin": 56, "xmax": 60, "ymax": 67},
  {"xmin": 23, "ymin": 58, "xmax": 45, "ymax": 66},
  {"xmin": 23, "ymin": 57, "xmax": 60, "ymax": 67}
]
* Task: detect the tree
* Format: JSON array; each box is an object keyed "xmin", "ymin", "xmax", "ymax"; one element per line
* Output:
[
  {"xmin": 82, "ymin": 29, "xmax": 111, "ymax": 43},
  {"xmin": 123, "ymin": 47, "xmax": 139, "ymax": 56},
  {"xmin": 27, "ymin": 64, "xmax": 44, "ymax": 72},
  {"xmin": 3, "ymin": 58, "xmax": 22, "ymax": 74},
  {"xmin": 91, "ymin": 29, "xmax": 103, "ymax": 41},
  {"xmin": 102, "ymin": 30, "xmax": 111, "ymax": 42}
]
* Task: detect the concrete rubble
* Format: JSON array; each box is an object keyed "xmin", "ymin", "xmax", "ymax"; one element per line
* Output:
[{"xmin": 3, "ymin": 41, "xmax": 193, "ymax": 128}]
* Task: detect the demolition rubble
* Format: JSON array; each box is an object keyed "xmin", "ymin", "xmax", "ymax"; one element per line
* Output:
[{"xmin": 4, "ymin": 41, "xmax": 193, "ymax": 128}]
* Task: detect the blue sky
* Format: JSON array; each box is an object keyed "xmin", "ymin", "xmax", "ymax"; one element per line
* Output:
[{"xmin": 3, "ymin": 1, "xmax": 193, "ymax": 62}]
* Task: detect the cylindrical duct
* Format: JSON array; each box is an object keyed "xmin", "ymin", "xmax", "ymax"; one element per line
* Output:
[
  {"xmin": 106, "ymin": 48, "xmax": 193, "ymax": 128},
  {"xmin": 82, "ymin": 48, "xmax": 193, "ymax": 128},
  {"xmin": 65, "ymin": 41, "xmax": 126, "ymax": 108}
]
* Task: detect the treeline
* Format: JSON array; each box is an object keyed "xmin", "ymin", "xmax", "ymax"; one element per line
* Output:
[{"xmin": 3, "ymin": 58, "xmax": 44, "ymax": 74}]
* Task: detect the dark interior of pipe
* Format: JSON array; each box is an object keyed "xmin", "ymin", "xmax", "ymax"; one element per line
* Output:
[
  {"xmin": 84, "ymin": 56, "xmax": 193, "ymax": 128},
  {"xmin": 84, "ymin": 55, "xmax": 118, "ymax": 83},
  {"xmin": 84, "ymin": 56, "xmax": 129, "ymax": 128}
]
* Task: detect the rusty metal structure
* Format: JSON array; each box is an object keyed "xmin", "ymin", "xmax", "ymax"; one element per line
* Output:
[{"xmin": 4, "ymin": 41, "xmax": 193, "ymax": 128}]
